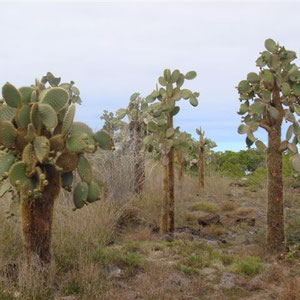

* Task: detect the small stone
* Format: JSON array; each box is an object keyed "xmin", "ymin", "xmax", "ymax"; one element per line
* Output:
[{"xmin": 106, "ymin": 266, "xmax": 122, "ymax": 279}]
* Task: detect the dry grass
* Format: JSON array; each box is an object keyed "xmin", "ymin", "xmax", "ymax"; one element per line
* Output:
[{"xmin": 0, "ymin": 152, "xmax": 299, "ymax": 299}]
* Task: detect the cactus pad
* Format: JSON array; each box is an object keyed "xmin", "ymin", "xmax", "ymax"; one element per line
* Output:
[
  {"xmin": 38, "ymin": 103, "xmax": 58, "ymax": 128},
  {"xmin": 87, "ymin": 181, "xmax": 100, "ymax": 203},
  {"xmin": 61, "ymin": 172, "xmax": 73, "ymax": 191},
  {"xmin": 34, "ymin": 136, "xmax": 50, "ymax": 163},
  {"xmin": 16, "ymin": 105, "xmax": 31, "ymax": 128},
  {"xmin": 77, "ymin": 155, "xmax": 92, "ymax": 183},
  {"xmin": 73, "ymin": 182, "xmax": 88, "ymax": 209},
  {"xmin": 40, "ymin": 87, "xmax": 69, "ymax": 112},
  {"xmin": 61, "ymin": 103, "xmax": 76, "ymax": 136},
  {"xmin": 9, "ymin": 161, "xmax": 29, "ymax": 190},
  {"xmin": 56, "ymin": 152, "xmax": 79, "ymax": 173},
  {"xmin": 2, "ymin": 83, "xmax": 21, "ymax": 108},
  {"xmin": 30, "ymin": 103, "xmax": 42, "ymax": 133},
  {"xmin": 0, "ymin": 153, "xmax": 15, "ymax": 177},
  {"xmin": 0, "ymin": 106, "xmax": 16, "ymax": 121},
  {"xmin": 93, "ymin": 130, "xmax": 114, "ymax": 150},
  {"xmin": 0, "ymin": 121, "xmax": 17, "ymax": 148},
  {"xmin": 50, "ymin": 134, "xmax": 65, "ymax": 151},
  {"xmin": 19, "ymin": 87, "xmax": 33, "ymax": 104}
]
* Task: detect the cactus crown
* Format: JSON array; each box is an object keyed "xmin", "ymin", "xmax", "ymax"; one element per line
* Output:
[
  {"xmin": 237, "ymin": 38, "xmax": 300, "ymax": 170},
  {"xmin": 141, "ymin": 69, "xmax": 199, "ymax": 162},
  {"xmin": 0, "ymin": 73, "xmax": 114, "ymax": 211}
]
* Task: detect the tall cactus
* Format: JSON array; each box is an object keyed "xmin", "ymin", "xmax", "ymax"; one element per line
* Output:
[
  {"xmin": 237, "ymin": 39, "xmax": 300, "ymax": 251},
  {"xmin": 0, "ymin": 74, "xmax": 113, "ymax": 266},
  {"xmin": 196, "ymin": 128, "xmax": 206, "ymax": 191},
  {"xmin": 174, "ymin": 131, "xmax": 193, "ymax": 187},
  {"xmin": 144, "ymin": 69, "xmax": 199, "ymax": 233},
  {"xmin": 195, "ymin": 128, "xmax": 216, "ymax": 191},
  {"xmin": 117, "ymin": 93, "xmax": 147, "ymax": 194}
]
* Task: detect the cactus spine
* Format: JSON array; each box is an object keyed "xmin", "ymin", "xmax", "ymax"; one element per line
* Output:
[{"xmin": 237, "ymin": 39, "xmax": 300, "ymax": 251}]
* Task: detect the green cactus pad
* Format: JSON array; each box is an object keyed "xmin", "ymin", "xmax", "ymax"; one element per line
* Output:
[
  {"xmin": 30, "ymin": 103, "xmax": 42, "ymax": 133},
  {"xmin": 71, "ymin": 122, "xmax": 93, "ymax": 136},
  {"xmin": 19, "ymin": 87, "xmax": 33, "ymax": 104},
  {"xmin": 50, "ymin": 134, "xmax": 65, "ymax": 151},
  {"xmin": 171, "ymin": 70, "xmax": 181, "ymax": 83},
  {"xmin": 61, "ymin": 103, "xmax": 76, "ymax": 136},
  {"xmin": 66, "ymin": 134, "xmax": 87, "ymax": 152},
  {"xmin": 291, "ymin": 154, "xmax": 300, "ymax": 172},
  {"xmin": 22, "ymin": 143, "xmax": 37, "ymax": 176},
  {"xmin": 34, "ymin": 136, "xmax": 50, "ymax": 163},
  {"xmin": 37, "ymin": 103, "xmax": 58, "ymax": 128},
  {"xmin": 87, "ymin": 181, "xmax": 100, "ymax": 203},
  {"xmin": 189, "ymin": 96, "xmax": 198, "ymax": 107},
  {"xmin": 73, "ymin": 182, "xmax": 88, "ymax": 209},
  {"xmin": 264, "ymin": 38, "xmax": 277, "ymax": 53},
  {"xmin": 56, "ymin": 152, "xmax": 79, "ymax": 173},
  {"xmin": 25, "ymin": 123, "xmax": 35, "ymax": 142},
  {"xmin": 0, "ymin": 121, "xmax": 17, "ymax": 148},
  {"xmin": 61, "ymin": 172, "xmax": 73, "ymax": 191},
  {"xmin": 0, "ymin": 106, "xmax": 16, "ymax": 122},
  {"xmin": 9, "ymin": 161, "xmax": 29, "ymax": 190},
  {"xmin": 0, "ymin": 153, "xmax": 15, "ymax": 177},
  {"xmin": 93, "ymin": 130, "xmax": 114, "ymax": 150},
  {"xmin": 184, "ymin": 71, "xmax": 197, "ymax": 80},
  {"xmin": 77, "ymin": 155, "xmax": 92, "ymax": 183},
  {"xmin": 40, "ymin": 87, "xmax": 69, "ymax": 112},
  {"xmin": 16, "ymin": 105, "xmax": 31, "ymax": 128},
  {"xmin": 2, "ymin": 83, "xmax": 21, "ymax": 108}
]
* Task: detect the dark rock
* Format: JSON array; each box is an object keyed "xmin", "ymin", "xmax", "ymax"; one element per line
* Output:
[
  {"xmin": 235, "ymin": 217, "xmax": 255, "ymax": 226},
  {"xmin": 196, "ymin": 212, "xmax": 221, "ymax": 226}
]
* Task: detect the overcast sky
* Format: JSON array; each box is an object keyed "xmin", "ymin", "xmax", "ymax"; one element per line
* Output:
[{"xmin": 1, "ymin": 1, "xmax": 299, "ymax": 151}]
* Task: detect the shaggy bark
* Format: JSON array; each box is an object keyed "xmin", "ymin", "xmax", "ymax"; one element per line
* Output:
[
  {"xmin": 265, "ymin": 87, "xmax": 285, "ymax": 252},
  {"xmin": 167, "ymin": 114, "xmax": 175, "ymax": 233},
  {"xmin": 199, "ymin": 145, "xmax": 205, "ymax": 191},
  {"xmin": 161, "ymin": 160, "xmax": 169, "ymax": 234},
  {"xmin": 130, "ymin": 121, "xmax": 146, "ymax": 195},
  {"xmin": 21, "ymin": 166, "xmax": 61, "ymax": 266},
  {"xmin": 266, "ymin": 126, "xmax": 285, "ymax": 251},
  {"xmin": 177, "ymin": 148, "xmax": 184, "ymax": 183}
]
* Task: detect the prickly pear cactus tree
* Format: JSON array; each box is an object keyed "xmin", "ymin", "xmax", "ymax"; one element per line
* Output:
[
  {"xmin": 173, "ymin": 131, "xmax": 193, "ymax": 184},
  {"xmin": 237, "ymin": 38, "xmax": 300, "ymax": 251},
  {"xmin": 101, "ymin": 110, "xmax": 125, "ymax": 137},
  {"xmin": 196, "ymin": 128, "xmax": 207, "ymax": 191},
  {"xmin": 0, "ymin": 74, "xmax": 114, "ymax": 266},
  {"xmin": 117, "ymin": 93, "xmax": 148, "ymax": 194},
  {"xmin": 144, "ymin": 69, "xmax": 199, "ymax": 233}
]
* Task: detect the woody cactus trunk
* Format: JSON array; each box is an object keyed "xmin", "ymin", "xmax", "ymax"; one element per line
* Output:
[
  {"xmin": 117, "ymin": 93, "xmax": 147, "ymax": 195},
  {"xmin": 0, "ymin": 73, "xmax": 114, "ymax": 266},
  {"xmin": 237, "ymin": 39, "xmax": 300, "ymax": 252},
  {"xmin": 196, "ymin": 128, "xmax": 205, "ymax": 191},
  {"xmin": 144, "ymin": 69, "xmax": 199, "ymax": 233}
]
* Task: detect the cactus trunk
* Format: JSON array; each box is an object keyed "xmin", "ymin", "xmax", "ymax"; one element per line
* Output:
[
  {"xmin": 266, "ymin": 88, "xmax": 285, "ymax": 252},
  {"xmin": 161, "ymin": 159, "xmax": 169, "ymax": 234},
  {"xmin": 199, "ymin": 145, "xmax": 204, "ymax": 191},
  {"xmin": 266, "ymin": 125, "xmax": 285, "ymax": 252},
  {"xmin": 130, "ymin": 121, "xmax": 145, "ymax": 195},
  {"xmin": 177, "ymin": 148, "xmax": 184, "ymax": 183},
  {"xmin": 21, "ymin": 167, "xmax": 61, "ymax": 266},
  {"xmin": 167, "ymin": 114, "xmax": 175, "ymax": 233}
]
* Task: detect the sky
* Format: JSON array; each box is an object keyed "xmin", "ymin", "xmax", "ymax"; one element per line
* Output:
[{"xmin": 1, "ymin": 0, "xmax": 300, "ymax": 151}]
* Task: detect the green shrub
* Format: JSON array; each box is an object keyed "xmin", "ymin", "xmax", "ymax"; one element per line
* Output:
[
  {"xmin": 229, "ymin": 256, "xmax": 264, "ymax": 277},
  {"xmin": 247, "ymin": 167, "xmax": 267, "ymax": 190},
  {"xmin": 189, "ymin": 201, "xmax": 219, "ymax": 213}
]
